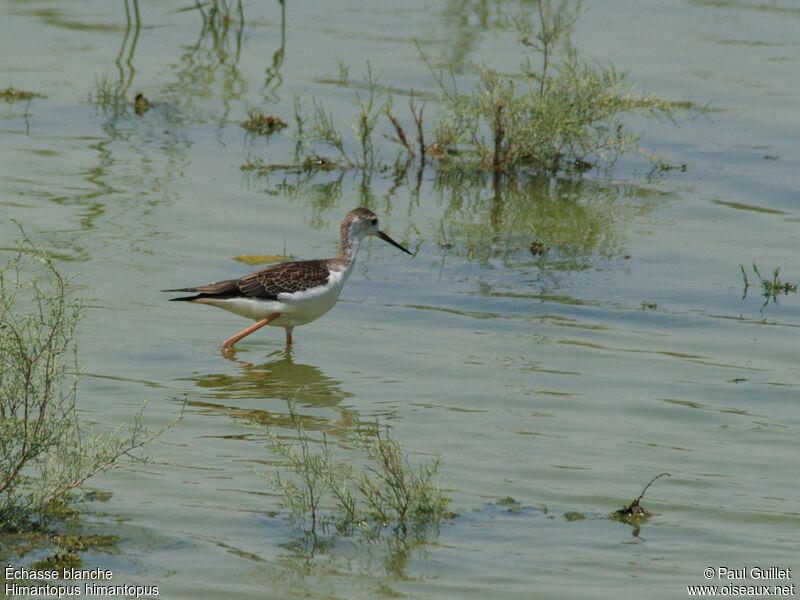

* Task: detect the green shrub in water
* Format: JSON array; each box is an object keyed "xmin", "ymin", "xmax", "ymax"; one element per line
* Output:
[
  {"xmin": 266, "ymin": 403, "xmax": 448, "ymax": 540},
  {"xmin": 427, "ymin": 0, "xmax": 680, "ymax": 173},
  {"xmin": 261, "ymin": 0, "xmax": 683, "ymax": 179},
  {"xmin": 0, "ymin": 230, "xmax": 159, "ymax": 531}
]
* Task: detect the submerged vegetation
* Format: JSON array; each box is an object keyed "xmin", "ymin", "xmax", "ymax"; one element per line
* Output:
[
  {"xmin": 265, "ymin": 403, "xmax": 449, "ymax": 544},
  {"xmin": 240, "ymin": 108, "xmax": 287, "ymax": 135},
  {"xmin": 193, "ymin": 0, "xmax": 244, "ymax": 30},
  {"xmin": 31, "ymin": 531, "xmax": 118, "ymax": 571},
  {"xmin": 0, "ymin": 86, "xmax": 44, "ymax": 103},
  {"xmin": 0, "ymin": 230, "xmax": 165, "ymax": 532},
  {"xmin": 91, "ymin": 74, "xmax": 128, "ymax": 114},
  {"xmin": 244, "ymin": 0, "xmax": 684, "ymax": 179}
]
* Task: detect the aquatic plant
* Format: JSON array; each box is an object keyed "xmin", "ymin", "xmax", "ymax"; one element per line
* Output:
[
  {"xmin": 247, "ymin": 0, "xmax": 684, "ymax": 179},
  {"xmin": 0, "ymin": 229, "xmax": 164, "ymax": 531},
  {"xmin": 423, "ymin": 1, "xmax": 680, "ymax": 173},
  {"xmin": 0, "ymin": 87, "xmax": 44, "ymax": 103},
  {"xmin": 612, "ymin": 472, "xmax": 670, "ymax": 525},
  {"xmin": 350, "ymin": 421, "xmax": 446, "ymax": 534},
  {"xmin": 741, "ymin": 263, "xmax": 797, "ymax": 306},
  {"xmin": 308, "ymin": 98, "xmax": 352, "ymax": 167},
  {"xmin": 31, "ymin": 532, "xmax": 119, "ymax": 570},
  {"xmin": 91, "ymin": 74, "xmax": 128, "ymax": 113},
  {"xmin": 240, "ymin": 108, "xmax": 287, "ymax": 135},
  {"xmin": 265, "ymin": 402, "xmax": 448, "ymax": 540},
  {"xmin": 193, "ymin": 0, "xmax": 244, "ymax": 29}
]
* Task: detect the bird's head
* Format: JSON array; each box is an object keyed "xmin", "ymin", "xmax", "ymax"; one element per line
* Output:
[{"xmin": 343, "ymin": 208, "xmax": 412, "ymax": 254}]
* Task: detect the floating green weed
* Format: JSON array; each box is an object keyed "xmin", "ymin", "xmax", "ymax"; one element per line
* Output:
[
  {"xmin": 233, "ymin": 254, "xmax": 292, "ymax": 266},
  {"xmin": 564, "ymin": 511, "xmax": 586, "ymax": 521},
  {"xmin": 240, "ymin": 154, "xmax": 338, "ymax": 175},
  {"xmin": 0, "ymin": 87, "xmax": 44, "ymax": 103},
  {"xmin": 31, "ymin": 534, "xmax": 118, "ymax": 570},
  {"xmin": 240, "ymin": 108, "xmax": 287, "ymax": 136},
  {"xmin": 1, "ymin": 513, "xmax": 119, "ymax": 569}
]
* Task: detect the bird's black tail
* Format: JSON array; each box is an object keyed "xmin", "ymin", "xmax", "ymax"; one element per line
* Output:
[
  {"xmin": 168, "ymin": 295, "xmax": 201, "ymax": 302},
  {"xmin": 162, "ymin": 287, "xmax": 205, "ymax": 302},
  {"xmin": 162, "ymin": 279, "xmax": 238, "ymax": 302}
]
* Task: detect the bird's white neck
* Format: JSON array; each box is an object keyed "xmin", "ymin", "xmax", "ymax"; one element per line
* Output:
[{"xmin": 337, "ymin": 227, "xmax": 364, "ymax": 265}]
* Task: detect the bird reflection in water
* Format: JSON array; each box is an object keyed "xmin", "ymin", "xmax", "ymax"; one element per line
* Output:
[{"xmin": 187, "ymin": 349, "xmax": 357, "ymax": 434}]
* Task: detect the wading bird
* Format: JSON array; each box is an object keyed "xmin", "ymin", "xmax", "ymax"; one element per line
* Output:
[{"xmin": 164, "ymin": 208, "xmax": 412, "ymax": 353}]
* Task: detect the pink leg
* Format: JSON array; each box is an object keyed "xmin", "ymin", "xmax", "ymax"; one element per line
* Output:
[
  {"xmin": 221, "ymin": 313, "xmax": 281, "ymax": 353},
  {"xmin": 285, "ymin": 327, "xmax": 294, "ymax": 346}
]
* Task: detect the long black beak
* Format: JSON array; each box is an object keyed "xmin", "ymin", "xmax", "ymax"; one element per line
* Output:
[{"xmin": 377, "ymin": 230, "xmax": 412, "ymax": 255}]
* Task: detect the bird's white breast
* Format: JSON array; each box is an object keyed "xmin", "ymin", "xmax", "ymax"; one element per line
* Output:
[{"xmin": 274, "ymin": 264, "xmax": 352, "ymax": 326}]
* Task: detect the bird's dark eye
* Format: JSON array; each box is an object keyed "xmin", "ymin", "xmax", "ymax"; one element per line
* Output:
[{"xmin": 370, "ymin": 218, "xmax": 378, "ymax": 225}]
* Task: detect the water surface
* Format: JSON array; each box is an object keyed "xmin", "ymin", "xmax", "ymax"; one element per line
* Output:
[{"xmin": 1, "ymin": 0, "xmax": 798, "ymax": 598}]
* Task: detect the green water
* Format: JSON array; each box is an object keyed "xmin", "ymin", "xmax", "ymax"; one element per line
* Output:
[{"xmin": 1, "ymin": 0, "xmax": 798, "ymax": 598}]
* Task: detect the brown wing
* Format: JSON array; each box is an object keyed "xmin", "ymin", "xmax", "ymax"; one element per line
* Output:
[
  {"xmin": 236, "ymin": 259, "xmax": 332, "ymax": 300},
  {"xmin": 165, "ymin": 259, "xmax": 334, "ymax": 302}
]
